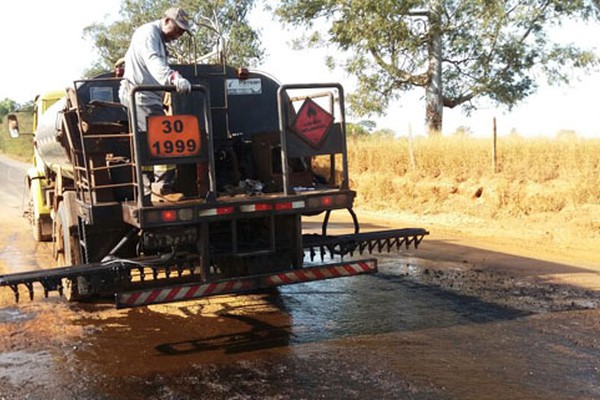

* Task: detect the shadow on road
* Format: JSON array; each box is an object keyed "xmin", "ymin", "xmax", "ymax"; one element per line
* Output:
[{"xmin": 155, "ymin": 312, "xmax": 291, "ymax": 356}]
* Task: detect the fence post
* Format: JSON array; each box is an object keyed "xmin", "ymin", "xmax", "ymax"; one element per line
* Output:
[
  {"xmin": 492, "ymin": 117, "xmax": 497, "ymax": 173},
  {"xmin": 408, "ymin": 124, "xmax": 417, "ymax": 171}
]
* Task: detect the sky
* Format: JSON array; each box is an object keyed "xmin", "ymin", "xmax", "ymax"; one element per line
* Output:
[{"xmin": 2, "ymin": 1, "xmax": 600, "ymax": 138}]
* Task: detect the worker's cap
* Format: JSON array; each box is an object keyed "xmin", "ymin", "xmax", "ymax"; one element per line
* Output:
[
  {"xmin": 164, "ymin": 7, "xmax": 191, "ymax": 33},
  {"xmin": 114, "ymin": 57, "xmax": 125, "ymax": 69}
]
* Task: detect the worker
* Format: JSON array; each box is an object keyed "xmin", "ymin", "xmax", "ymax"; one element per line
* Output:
[{"xmin": 118, "ymin": 7, "xmax": 193, "ymax": 201}]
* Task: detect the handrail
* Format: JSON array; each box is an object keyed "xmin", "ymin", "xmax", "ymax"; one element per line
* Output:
[
  {"xmin": 277, "ymin": 83, "xmax": 349, "ymax": 195},
  {"xmin": 129, "ymin": 84, "xmax": 215, "ymax": 207}
]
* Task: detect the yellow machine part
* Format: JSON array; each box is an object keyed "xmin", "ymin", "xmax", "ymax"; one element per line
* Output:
[
  {"xmin": 33, "ymin": 90, "xmax": 65, "ymax": 132},
  {"xmin": 30, "ymin": 90, "xmax": 65, "ymax": 221},
  {"xmin": 28, "ymin": 167, "xmax": 49, "ymax": 219}
]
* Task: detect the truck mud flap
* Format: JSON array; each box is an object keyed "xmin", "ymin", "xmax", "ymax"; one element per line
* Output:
[{"xmin": 116, "ymin": 258, "xmax": 377, "ymax": 309}]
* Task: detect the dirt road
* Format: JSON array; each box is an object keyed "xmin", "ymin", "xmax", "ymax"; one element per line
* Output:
[{"xmin": 1, "ymin": 155, "xmax": 600, "ymax": 399}]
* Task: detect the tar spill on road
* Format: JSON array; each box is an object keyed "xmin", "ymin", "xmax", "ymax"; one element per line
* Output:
[
  {"xmin": 1, "ymin": 247, "xmax": 599, "ymax": 399},
  {"xmin": 276, "ymin": 265, "xmax": 529, "ymax": 345},
  {"xmin": 4, "ymin": 257, "xmax": 535, "ymax": 400}
]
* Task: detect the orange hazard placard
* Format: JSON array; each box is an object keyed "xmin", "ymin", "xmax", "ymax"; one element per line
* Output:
[
  {"xmin": 147, "ymin": 115, "xmax": 201, "ymax": 158},
  {"xmin": 291, "ymin": 98, "xmax": 334, "ymax": 148}
]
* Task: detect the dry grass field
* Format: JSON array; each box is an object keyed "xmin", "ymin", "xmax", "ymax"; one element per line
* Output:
[
  {"xmin": 344, "ymin": 134, "xmax": 600, "ymax": 262},
  {"xmin": 348, "ymin": 135, "xmax": 600, "ymax": 214}
]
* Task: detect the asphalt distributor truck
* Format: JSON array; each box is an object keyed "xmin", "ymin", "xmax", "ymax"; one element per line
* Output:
[{"xmin": 3, "ymin": 63, "xmax": 428, "ymax": 308}]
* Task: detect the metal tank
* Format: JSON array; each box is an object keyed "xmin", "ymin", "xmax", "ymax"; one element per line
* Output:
[{"xmin": 34, "ymin": 95, "xmax": 74, "ymax": 179}]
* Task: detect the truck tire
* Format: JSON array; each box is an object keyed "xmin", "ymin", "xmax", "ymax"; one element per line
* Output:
[
  {"xmin": 33, "ymin": 216, "xmax": 52, "ymax": 242},
  {"xmin": 54, "ymin": 198, "xmax": 83, "ymax": 301},
  {"xmin": 59, "ymin": 229, "xmax": 82, "ymax": 302},
  {"xmin": 33, "ymin": 217, "xmax": 44, "ymax": 242},
  {"xmin": 28, "ymin": 183, "xmax": 52, "ymax": 242}
]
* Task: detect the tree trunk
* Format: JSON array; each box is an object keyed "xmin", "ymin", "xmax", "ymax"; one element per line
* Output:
[{"xmin": 425, "ymin": 0, "xmax": 443, "ymax": 135}]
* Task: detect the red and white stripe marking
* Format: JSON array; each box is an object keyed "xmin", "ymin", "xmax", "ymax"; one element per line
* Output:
[
  {"xmin": 198, "ymin": 201, "xmax": 306, "ymax": 216},
  {"xmin": 116, "ymin": 259, "xmax": 377, "ymax": 308},
  {"xmin": 240, "ymin": 203, "xmax": 273, "ymax": 212},
  {"xmin": 265, "ymin": 260, "xmax": 376, "ymax": 286},
  {"xmin": 198, "ymin": 206, "xmax": 235, "ymax": 216},
  {"xmin": 276, "ymin": 200, "xmax": 305, "ymax": 210},
  {"xmin": 118, "ymin": 279, "xmax": 255, "ymax": 308},
  {"xmin": 240, "ymin": 201, "xmax": 305, "ymax": 212}
]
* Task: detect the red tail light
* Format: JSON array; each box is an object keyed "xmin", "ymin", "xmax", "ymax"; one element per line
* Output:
[
  {"xmin": 254, "ymin": 203, "xmax": 273, "ymax": 211},
  {"xmin": 217, "ymin": 206, "xmax": 235, "ymax": 215},
  {"xmin": 306, "ymin": 194, "xmax": 348, "ymax": 209},
  {"xmin": 161, "ymin": 210, "xmax": 177, "ymax": 222},
  {"xmin": 275, "ymin": 202, "xmax": 292, "ymax": 210}
]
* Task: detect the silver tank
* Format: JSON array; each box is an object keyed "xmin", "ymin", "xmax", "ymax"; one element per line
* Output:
[{"xmin": 34, "ymin": 96, "xmax": 74, "ymax": 179}]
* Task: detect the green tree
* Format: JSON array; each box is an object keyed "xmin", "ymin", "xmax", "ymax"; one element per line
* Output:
[
  {"xmin": 0, "ymin": 98, "xmax": 18, "ymax": 121},
  {"xmin": 372, "ymin": 128, "xmax": 396, "ymax": 138},
  {"xmin": 346, "ymin": 122, "xmax": 370, "ymax": 137},
  {"xmin": 83, "ymin": 0, "xmax": 264, "ymax": 77},
  {"xmin": 276, "ymin": 0, "xmax": 600, "ymax": 134},
  {"xmin": 357, "ymin": 120, "xmax": 377, "ymax": 132}
]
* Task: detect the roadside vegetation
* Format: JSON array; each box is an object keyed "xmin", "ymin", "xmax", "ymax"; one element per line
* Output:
[
  {"xmin": 0, "ymin": 115, "xmax": 34, "ymax": 161},
  {"xmin": 318, "ymin": 132, "xmax": 600, "ymax": 245},
  {"xmin": 331, "ymin": 133, "xmax": 600, "ymax": 242},
  {"xmin": 2, "ymin": 115, "xmax": 598, "ymax": 240},
  {"xmin": 348, "ymin": 134, "xmax": 600, "ymax": 215}
]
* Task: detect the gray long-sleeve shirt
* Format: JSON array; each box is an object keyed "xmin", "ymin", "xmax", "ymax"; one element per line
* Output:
[{"xmin": 119, "ymin": 20, "xmax": 174, "ymax": 107}]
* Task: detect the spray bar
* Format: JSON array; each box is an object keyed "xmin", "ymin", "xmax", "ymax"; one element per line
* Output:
[{"xmin": 0, "ymin": 228, "xmax": 427, "ymax": 303}]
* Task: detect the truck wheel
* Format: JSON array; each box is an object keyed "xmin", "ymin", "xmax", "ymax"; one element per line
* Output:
[
  {"xmin": 61, "ymin": 278, "xmax": 79, "ymax": 302},
  {"xmin": 33, "ymin": 217, "xmax": 44, "ymax": 242},
  {"xmin": 28, "ymin": 183, "xmax": 51, "ymax": 242},
  {"xmin": 33, "ymin": 216, "xmax": 52, "ymax": 242},
  {"xmin": 55, "ymin": 200, "xmax": 83, "ymax": 301},
  {"xmin": 59, "ymin": 236, "xmax": 82, "ymax": 301}
]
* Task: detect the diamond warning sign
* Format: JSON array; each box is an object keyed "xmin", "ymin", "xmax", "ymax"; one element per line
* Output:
[{"xmin": 291, "ymin": 98, "xmax": 334, "ymax": 148}]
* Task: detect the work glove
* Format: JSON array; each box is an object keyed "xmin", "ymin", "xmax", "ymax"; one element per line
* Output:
[{"xmin": 171, "ymin": 72, "xmax": 191, "ymax": 94}]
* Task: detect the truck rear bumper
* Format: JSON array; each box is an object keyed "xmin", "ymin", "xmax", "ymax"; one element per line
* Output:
[{"xmin": 116, "ymin": 258, "xmax": 377, "ymax": 308}]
